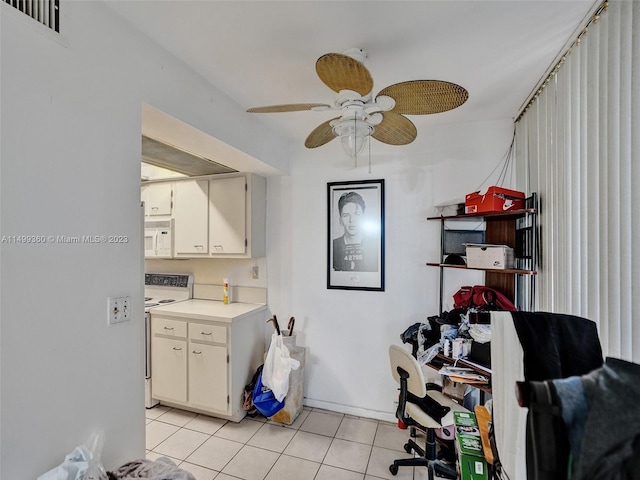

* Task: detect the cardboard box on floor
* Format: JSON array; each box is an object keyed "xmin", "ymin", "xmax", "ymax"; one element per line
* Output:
[{"xmin": 454, "ymin": 411, "xmax": 488, "ymax": 480}]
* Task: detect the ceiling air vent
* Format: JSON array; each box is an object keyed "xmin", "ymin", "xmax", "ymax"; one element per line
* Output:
[{"xmin": 3, "ymin": 0, "xmax": 59, "ymax": 33}]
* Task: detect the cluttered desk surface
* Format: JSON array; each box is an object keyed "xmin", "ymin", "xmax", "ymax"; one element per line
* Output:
[{"xmin": 427, "ymin": 354, "xmax": 492, "ymax": 395}]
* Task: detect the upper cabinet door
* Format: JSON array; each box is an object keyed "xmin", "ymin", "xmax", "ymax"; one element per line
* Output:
[
  {"xmin": 173, "ymin": 179, "xmax": 209, "ymax": 255},
  {"xmin": 209, "ymin": 176, "xmax": 246, "ymax": 254},
  {"xmin": 142, "ymin": 182, "xmax": 173, "ymax": 217}
]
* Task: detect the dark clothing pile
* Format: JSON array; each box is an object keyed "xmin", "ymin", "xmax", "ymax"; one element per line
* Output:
[
  {"xmin": 108, "ymin": 457, "xmax": 196, "ymax": 480},
  {"xmin": 511, "ymin": 311, "xmax": 640, "ymax": 479}
]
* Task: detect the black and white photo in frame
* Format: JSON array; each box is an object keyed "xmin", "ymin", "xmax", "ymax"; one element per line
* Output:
[{"xmin": 327, "ymin": 179, "xmax": 385, "ymax": 291}]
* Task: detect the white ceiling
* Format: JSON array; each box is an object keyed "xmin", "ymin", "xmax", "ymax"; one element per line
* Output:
[{"xmin": 106, "ymin": 0, "xmax": 598, "ymax": 159}]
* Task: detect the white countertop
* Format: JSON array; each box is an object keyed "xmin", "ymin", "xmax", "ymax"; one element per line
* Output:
[{"xmin": 149, "ymin": 299, "xmax": 267, "ymax": 323}]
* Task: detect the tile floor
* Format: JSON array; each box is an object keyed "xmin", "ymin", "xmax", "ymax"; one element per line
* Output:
[{"xmin": 145, "ymin": 405, "xmax": 440, "ymax": 480}]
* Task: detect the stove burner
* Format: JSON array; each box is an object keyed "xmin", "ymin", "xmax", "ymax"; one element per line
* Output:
[
  {"xmin": 145, "ymin": 297, "xmax": 152, "ymax": 301},
  {"xmin": 158, "ymin": 299, "xmax": 175, "ymax": 304},
  {"xmin": 145, "ymin": 303, "xmax": 160, "ymax": 308}
]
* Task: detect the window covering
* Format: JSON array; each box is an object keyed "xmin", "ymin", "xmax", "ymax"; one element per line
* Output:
[{"xmin": 514, "ymin": 0, "xmax": 640, "ymax": 362}]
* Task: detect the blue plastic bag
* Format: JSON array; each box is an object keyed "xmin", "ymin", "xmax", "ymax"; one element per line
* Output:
[{"xmin": 252, "ymin": 369, "xmax": 285, "ymax": 417}]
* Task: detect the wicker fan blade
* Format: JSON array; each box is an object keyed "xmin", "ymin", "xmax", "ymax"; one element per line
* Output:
[
  {"xmin": 377, "ymin": 80, "xmax": 468, "ymax": 115},
  {"xmin": 305, "ymin": 118, "xmax": 340, "ymax": 148},
  {"xmin": 247, "ymin": 103, "xmax": 330, "ymax": 113},
  {"xmin": 316, "ymin": 53, "xmax": 373, "ymax": 96},
  {"xmin": 372, "ymin": 112, "xmax": 417, "ymax": 145}
]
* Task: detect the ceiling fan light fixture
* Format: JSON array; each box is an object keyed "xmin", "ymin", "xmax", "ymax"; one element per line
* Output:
[{"xmin": 333, "ymin": 118, "xmax": 373, "ymax": 160}]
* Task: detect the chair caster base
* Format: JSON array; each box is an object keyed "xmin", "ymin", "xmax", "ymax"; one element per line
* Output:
[{"xmin": 389, "ymin": 463, "xmax": 399, "ymax": 475}]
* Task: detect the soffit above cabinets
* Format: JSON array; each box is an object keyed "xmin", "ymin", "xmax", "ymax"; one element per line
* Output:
[{"xmin": 142, "ymin": 135, "xmax": 238, "ymax": 178}]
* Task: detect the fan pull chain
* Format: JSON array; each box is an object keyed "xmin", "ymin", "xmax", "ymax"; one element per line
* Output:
[
  {"xmin": 368, "ymin": 133, "xmax": 372, "ymax": 174},
  {"xmin": 353, "ymin": 115, "xmax": 358, "ymax": 168}
]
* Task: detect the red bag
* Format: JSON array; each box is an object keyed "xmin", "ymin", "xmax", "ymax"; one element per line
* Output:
[{"xmin": 453, "ymin": 285, "xmax": 517, "ymax": 311}]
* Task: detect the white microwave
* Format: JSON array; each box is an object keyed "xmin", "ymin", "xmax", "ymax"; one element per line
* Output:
[{"xmin": 144, "ymin": 220, "xmax": 173, "ymax": 258}]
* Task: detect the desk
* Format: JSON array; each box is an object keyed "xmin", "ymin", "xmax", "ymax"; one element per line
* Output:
[{"xmin": 426, "ymin": 353, "xmax": 492, "ymax": 396}]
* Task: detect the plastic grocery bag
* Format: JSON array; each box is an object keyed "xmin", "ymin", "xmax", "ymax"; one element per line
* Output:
[
  {"xmin": 38, "ymin": 431, "xmax": 107, "ymax": 480},
  {"xmin": 262, "ymin": 332, "xmax": 300, "ymax": 402},
  {"xmin": 252, "ymin": 367, "xmax": 285, "ymax": 417}
]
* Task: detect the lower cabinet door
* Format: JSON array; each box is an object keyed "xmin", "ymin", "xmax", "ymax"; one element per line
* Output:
[
  {"xmin": 189, "ymin": 342, "xmax": 228, "ymax": 412},
  {"xmin": 152, "ymin": 337, "xmax": 187, "ymax": 403}
]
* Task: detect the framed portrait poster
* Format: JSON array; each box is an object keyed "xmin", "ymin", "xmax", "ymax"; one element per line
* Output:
[{"xmin": 327, "ymin": 179, "xmax": 385, "ymax": 291}]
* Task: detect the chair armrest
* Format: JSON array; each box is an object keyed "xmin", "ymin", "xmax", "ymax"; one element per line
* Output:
[{"xmin": 426, "ymin": 382, "xmax": 443, "ymax": 392}]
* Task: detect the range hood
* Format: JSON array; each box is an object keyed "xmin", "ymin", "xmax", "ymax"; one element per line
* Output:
[{"xmin": 142, "ymin": 135, "xmax": 237, "ymax": 178}]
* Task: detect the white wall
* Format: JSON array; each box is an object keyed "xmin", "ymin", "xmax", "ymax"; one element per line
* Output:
[
  {"xmin": 267, "ymin": 119, "xmax": 512, "ymax": 420},
  {"xmin": 0, "ymin": 2, "xmax": 287, "ymax": 478}
]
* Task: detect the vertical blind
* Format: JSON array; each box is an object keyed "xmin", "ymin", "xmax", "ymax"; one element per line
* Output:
[{"xmin": 514, "ymin": 0, "xmax": 639, "ymax": 362}]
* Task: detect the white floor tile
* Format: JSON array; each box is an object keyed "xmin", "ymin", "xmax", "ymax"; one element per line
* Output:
[
  {"xmin": 156, "ymin": 408, "xmax": 198, "ymax": 427},
  {"xmin": 366, "ymin": 446, "xmax": 415, "ymax": 480},
  {"xmin": 264, "ymin": 454, "xmax": 320, "ymax": 480},
  {"xmin": 145, "ymin": 405, "xmax": 171, "ymax": 419},
  {"xmin": 144, "ymin": 405, "xmax": 449, "ymax": 480},
  {"xmin": 184, "ymin": 414, "xmax": 228, "ymax": 435},
  {"xmin": 323, "ymin": 438, "xmax": 372, "ymax": 473},
  {"xmin": 283, "ymin": 430, "xmax": 333, "ymax": 463},
  {"xmin": 154, "ymin": 427, "xmax": 210, "ymax": 460},
  {"xmin": 299, "ymin": 410, "xmax": 343, "ymax": 437},
  {"xmin": 177, "ymin": 461, "xmax": 218, "ymax": 480},
  {"xmin": 186, "ymin": 436, "xmax": 243, "ymax": 471},
  {"xmin": 221, "ymin": 444, "xmax": 279, "ymax": 480},
  {"xmin": 248, "ymin": 423, "xmax": 296, "ymax": 453},
  {"xmin": 315, "ymin": 464, "xmax": 365, "ymax": 480},
  {"xmin": 373, "ymin": 422, "xmax": 412, "ymax": 452},
  {"xmin": 146, "ymin": 421, "xmax": 180, "ymax": 450},
  {"xmin": 214, "ymin": 417, "xmax": 263, "ymax": 443},
  {"xmin": 336, "ymin": 417, "xmax": 379, "ymax": 445}
]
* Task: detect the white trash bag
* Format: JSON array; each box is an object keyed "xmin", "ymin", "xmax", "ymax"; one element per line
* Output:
[
  {"xmin": 38, "ymin": 431, "xmax": 107, "ymax": 480},
  {"xmin": 262, "ymin": 332, "xmax": 300, "ymax": 402}
]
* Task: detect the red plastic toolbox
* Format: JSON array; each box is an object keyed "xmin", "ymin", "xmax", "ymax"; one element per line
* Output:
[{"xmin": 465, "ymin": 186, "xmax": 525, "ymax": 214}]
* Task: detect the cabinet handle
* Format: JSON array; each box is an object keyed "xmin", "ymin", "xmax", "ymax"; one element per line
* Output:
[
  {"xmin": 213, "ymin": 245, "xmax": 223, "ymax": 250},
  {"xmin": 192, "ymin": 350, "xmax": 202, "ymax": 355},
  {"xmin": 201, "ymin": 332, "xmax": 212, "ymax": 336},
  {"xmin": 173, "ymin": 347, "xmax": 182, "ymax": 351},
  {"xmin": 163, "ymin": 326, "xmax": 174, "ymax": 330}
]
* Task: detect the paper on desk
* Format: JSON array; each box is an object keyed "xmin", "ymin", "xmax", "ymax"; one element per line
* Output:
[{"xmin": 439, "ymin": 366, "xmax": 489, "ymax": 384}]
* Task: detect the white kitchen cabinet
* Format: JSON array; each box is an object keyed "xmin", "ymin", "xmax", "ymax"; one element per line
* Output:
[
  {"xmin": 189, "ymin": 341, "xmax": 228, "ymax": 411},
  {"xmin": 173, "ymin": 179, "xmax": 209, "ymax": 255},
  {"xmin": 142, "ymin": 182, "xmax": 173, "ymax": 217},
  {"xmin": 209, "ymin": 176, "xmax": 246, "ymax": 254},
  {"xmin": 207, "ymin": 173, "xmax": 266, "ymax": 258},
  {"xmin": 150, "ymin": 300, "xmax": 266, "ymax": 421},
  {"xmin": 152, "ymin": 336, "xmax": 187, "ymax": 403},
  {"xmin": 151, "ymin": 317, "xmax": 188, "ymax": 403},
  {"xmin": 141, "ymin": 173, "xmax": 266, "ymax": 259}
]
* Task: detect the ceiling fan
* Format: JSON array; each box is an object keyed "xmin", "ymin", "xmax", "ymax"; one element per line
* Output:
[{"xmin": 247, "ymin": 48, "xmax": 469, "ymax": 159}]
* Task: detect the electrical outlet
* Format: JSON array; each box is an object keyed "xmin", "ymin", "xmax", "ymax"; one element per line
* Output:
[
  {"xmin": 121, "ymin": 296, "xmax": 131, "ymax": 322},
  {"xmin": 108, "ymin": 296, "xmax": 121, "ymax": 325},
  {"xmin": 252, "ymin": 266, "xmax": 259, "ymax": 279},
  {"xmin": 108, "ymin": 296, "xmax": 131, "ymax": 325}
]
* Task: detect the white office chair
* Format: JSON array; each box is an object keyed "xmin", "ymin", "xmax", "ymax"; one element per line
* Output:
[{"xmin": 388, "ymin": 344, "xmax": 469, "ymax": 479}]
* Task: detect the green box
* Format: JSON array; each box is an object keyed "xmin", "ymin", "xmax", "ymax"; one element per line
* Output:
[
  {"xmin": 454, "ymin": 411, "xmax": 488, "ymax": 480},
  {"xmin": 459, "ymin": 453, "xmax": 488, "ymax": 480}
]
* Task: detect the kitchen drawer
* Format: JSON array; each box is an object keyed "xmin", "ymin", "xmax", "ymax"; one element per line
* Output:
[
  {"xmin": 189, "ymin": 322, "xmax": 227, "ymax": 344},
  {"xmin": 152, "ymin": 316, "xmax": 187, "ymax": 338}
]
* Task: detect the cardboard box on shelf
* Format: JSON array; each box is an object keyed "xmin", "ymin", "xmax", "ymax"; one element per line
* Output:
[
  {"xmin": 465, "ymin": 186, "xmax": 525, "ymax": 214},
  {"xmin": 465, "ymin": 244, "xmax": 514, "ymax": 269},
  {"xmin": 454, "ymin": 411, "xmax": 488, "ymax": 480}
]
